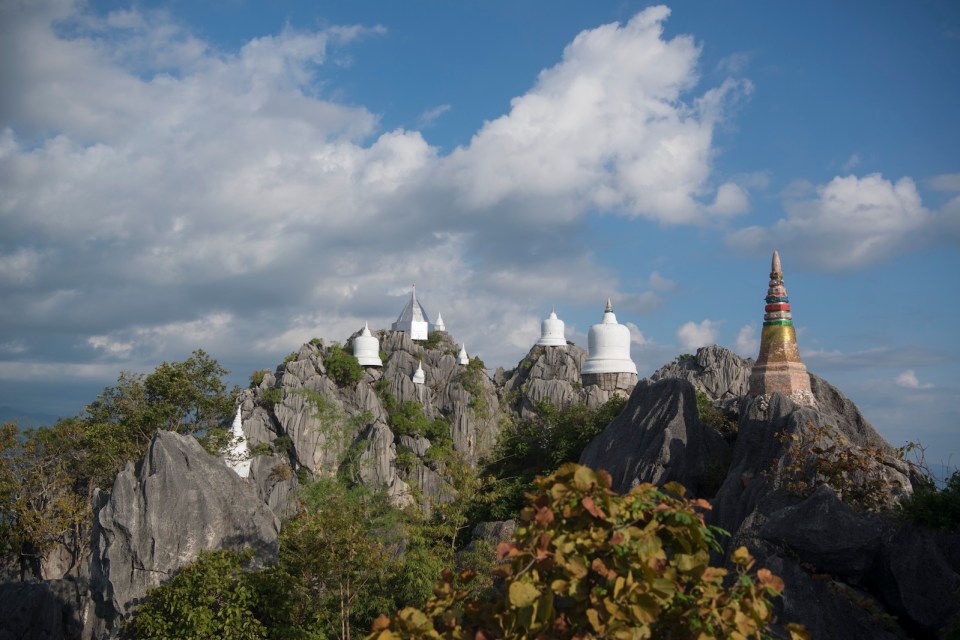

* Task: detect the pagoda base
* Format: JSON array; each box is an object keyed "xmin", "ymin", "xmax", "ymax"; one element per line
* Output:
[
  {"xmin": 581, "ymin": 371, "xmax": 637, "ymax": 394},
  {"xmin": 748, "ymin": 361, "xmax": 815, "ymax": 406}
]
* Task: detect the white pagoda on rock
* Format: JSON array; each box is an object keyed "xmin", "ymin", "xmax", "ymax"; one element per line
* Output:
[
  {"xmin": 352, "ymin": 322, "xmax": 382, "ymax": 367},
  {"xmin": 457, "ymin": 344, "xmax": 470, "ymax": 365},
  {"xmin": 536, "ymin": 306, "xmax": 567, "ymax": 347},
  {"xmin": 226, "ymin": 405, "xmax": 251, "ymax": 479},
  {"xmin": 412, "ymin": 360, "xmax": 426, "ymax": 385},
  {"xmin": 432, "ymin": 312, "xmax": 446, "ymax": 333},
  {"xmin": 392, "ymin": 285, "xmax": 430, "ymax": 341},
  {"xmin": 581, "ymin": 298, "xmax": 638, "ymax": 389}
]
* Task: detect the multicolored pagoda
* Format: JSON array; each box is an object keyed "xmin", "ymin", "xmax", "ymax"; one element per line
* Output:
[{"xmin": 748, "ymin": 250, "xmax": 815, "ymax": 405}]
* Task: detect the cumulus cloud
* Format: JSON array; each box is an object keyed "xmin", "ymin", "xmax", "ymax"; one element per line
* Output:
[
  {"xmin": 0, "ymin": 1, "xmax": 752, "ymax": 388},
  {"xmin": 727, "ymin": 173, "xmax": 931, "ymax": 269},
  {"xmin": 676, "ymin": 319, "xmax": 719, "ymax": 351},
  {"xmin": 733, "ymin": 323, "xmax": 758, "ymax": 358},
  {"xmin": 895, "ymin": 369, "xmax": 934, "ymax": 390}
]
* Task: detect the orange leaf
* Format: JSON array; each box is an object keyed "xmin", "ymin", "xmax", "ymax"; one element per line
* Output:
[
  {"xmin": 582, "ymin": 496, "xmax": 606, "ymax": 519},
  {"xmin": 535, "ymin": 506, "xmax": 555, "ymax": 527}
]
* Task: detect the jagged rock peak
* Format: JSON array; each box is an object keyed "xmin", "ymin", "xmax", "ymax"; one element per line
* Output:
[
  {"xmin": 90, "ymin": 431, "xmax": 279, "ymax": 634},
  {"xmin": 651, "ymin": 344, "xmax": 752, "ymax": 401}
]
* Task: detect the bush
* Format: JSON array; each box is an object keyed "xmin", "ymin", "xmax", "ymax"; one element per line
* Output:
[
  {"xmin": 258, "ymin": 388, "xmax": 282, "ymax": 408},
  {"xmin": 897, "ymin": 471, "xmax": 960, "ymax": 530},
  {"xmin": 324, "ymin": 343, "xmax": 365, "ymax": 387},
  {"xmin": 696, "ymin": 390, "xmax": 738, "ymax": 439},
  {"xmin": 249, "ymin": 369, "xmax": 269, "ymax": 387},
  {"xmin": 368, "ymin": 464, "xmax": 802, "ymax": 640}
]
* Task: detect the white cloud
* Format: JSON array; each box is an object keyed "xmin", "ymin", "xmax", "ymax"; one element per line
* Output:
[
  {"xmin": 728, "ymin": 173, "xmax": 930, "ymax": 269},
  {"xmin": 929, "ymin": 173, "xmax": 960, "ymax": 191},
  {"xmin": 418, "ymin": 104, "xmax": 451, "ymax": 128},
  {"xmin": 676, "ymin": 319, "xmax": 719, "ymax": 351},
  {"xmin": 625, "ymin": 322, "xmax": 649, "ymax": 346},
  {"xmin": 895, "ymin": 369, "xmax": 934, "ymax": 390},
  {"xmin": 648, "ymin": 271, "xmax": 677, "ymax": 291},
  {"xmin": 442, "ymin": 5, "xmax": 752, "ymax": 224},
  {"xmin": 733, "ymin": 323, "xmax": 758, "ymax": 358},
  {"xmin": 841, "ymin": 153, "xmax": 861, "ymax": 171}
]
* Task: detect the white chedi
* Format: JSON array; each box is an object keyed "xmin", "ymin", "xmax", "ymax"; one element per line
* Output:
[
  {"xmin": 412, "ymin": 360, "xmax": 426, "ymax": 385},
  {"xmin": 392, "ymin": 285, "xmax": 430, "ymax": 341},
  {"xmin": 581, "ymin": 298, "xmax": 637, "ymax": 376},
  {"xmin": 536, "ymin": 306, "xmax": 567, "ymax": 347},
  {"xmin": 433, "ymin": 312, "xmax": 446, "ymax": 333},
  {"xmin": 457, "ymin": 343, "xmax": 469, "ymax": 365},
  {"xmin": 353, "ymin": 322, "xmax": 382, "ymax": 367},
  {"xmin": 226, "ymin": 405, "xmax": 251, "ymax": 478}
]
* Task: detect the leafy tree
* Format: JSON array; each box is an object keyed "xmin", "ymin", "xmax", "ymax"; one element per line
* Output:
[
  {"xmin": 269, "ymin": 479, "xmax": 403, "ymax": 640},
  {"xmin": 368, "ymin": 464, "xmax": 804, "ymax": 640},
  {"xmin": 472, "ymin": 396, "xmax": 626, "ymax": 523},
  {"xmin": 124, "ymin": 549, "xmax": 266, "ymax": 640},
  {"xmin": 324, "ymin": 344, "xmax": 365, "ymax": 388},
  {"xmin": 897, "ymin": 470, "xmax": 960, "ymax": 530}
]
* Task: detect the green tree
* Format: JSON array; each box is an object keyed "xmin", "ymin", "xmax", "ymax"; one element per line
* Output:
[
  {"xmin": 324, "ymin": 344, "xmax": 366, "ymax": 388},
  {"xmin": 124, "ymin": 549, "xmax": 266, "ymax": 640},
  {"xmin": 270, "ymin": 479, "xmax": 403, "ymax": 640},
  {"xmin": 368, "ymin": 464, "xmax": 805, "ymax": 640}
]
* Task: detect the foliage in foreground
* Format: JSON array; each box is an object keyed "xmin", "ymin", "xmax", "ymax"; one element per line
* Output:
[{"xmin": 369, "ymin": 464, "xmax": 805, "ymax": 640}]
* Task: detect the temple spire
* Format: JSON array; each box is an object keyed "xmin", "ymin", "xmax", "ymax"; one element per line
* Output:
[{"xmin": 748, "ymin": 251, "xmax": 814, "ymax": 405}]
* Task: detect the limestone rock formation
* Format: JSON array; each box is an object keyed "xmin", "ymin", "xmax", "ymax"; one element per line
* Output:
[
  {"xmin": 90, "ymin": 431, "xmax": 279, "ymax": 634},
  {"xmin": 0, "ymin": 577, "xmax": 91, "ymax": 640},
  {"xmin": 500, "ymin": 343, "xmax": 635, "ymax": 420},
  {"xmin": 578, "ymin": 378, "xmax": 730, "ymax": 496},
  {"xmin": 239, "ymin": 329, "xmax": 502, "ymax": 510},
  {"xmin": 651, "ymin": 345, "xmax": 752, "ymax": 402}
]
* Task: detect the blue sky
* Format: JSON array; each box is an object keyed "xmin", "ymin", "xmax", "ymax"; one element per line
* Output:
[{"xmin": 1, "ymin": 0, "xmax": 958, "ymax": 471}]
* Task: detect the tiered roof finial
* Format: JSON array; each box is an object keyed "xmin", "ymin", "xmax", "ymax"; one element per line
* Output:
[{"xmin": 748, "ymin": 250, "xmax": 814, "ymax": 405}]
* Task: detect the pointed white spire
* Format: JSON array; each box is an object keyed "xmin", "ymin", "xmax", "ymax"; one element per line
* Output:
[
  {"xmin": 227, "ymin": 404, "xmax": 251, "ymax": 478},
  {"xmin": 582, "ymin": 298, "xmax": 637, "ymax": 376},
  {"xmin": 433, "ymin": 311, "xmax": 446, "ymax": 332},
  {"xmin": 392, "ymin": 284, "xmax": 430, "ymax": 340},
  {"xmin": 457, "ymin": 343, "xmax": 469, "ymax": 365},
  {"xmin": 412, "ymin": 360, "xmax": 426, "ymax": 385}
]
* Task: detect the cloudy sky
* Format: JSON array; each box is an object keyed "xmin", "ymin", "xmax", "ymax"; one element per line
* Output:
[{"xmin": 1, "ymin": 0, "xmax": 958, "ymax": 470}]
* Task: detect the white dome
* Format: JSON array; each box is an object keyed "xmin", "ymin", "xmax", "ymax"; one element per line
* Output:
[
  {"xmin": 536, "ymin": 306, "xmax": 566, "ymax": 347},
  {"xmin": 227, "ymin": 405, "xmax": 251, "ymax": 478},
  {"xmin": 353, "ymin": 322, "xmax": 382, "ymax": 367},
  {"xmin": 581, "ymin": 299, "xmax": 637, "ymax": 375},
  {"xmin": 457, "ymin": 343, "xmax": 469, "ymax": 365},
  {"xmin": 412, "ymin": 360, "xmax": 425, "ymax": 385}
]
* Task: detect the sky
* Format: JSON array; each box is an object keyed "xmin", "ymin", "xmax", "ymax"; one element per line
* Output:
[{"xmin": 1, "ymin": 0, "xmax": 958, "ymax": 472}]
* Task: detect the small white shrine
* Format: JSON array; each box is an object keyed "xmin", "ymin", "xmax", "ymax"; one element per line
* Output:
[
  {"xmin": 392, "ymin": 285, "xmax": 430, "ymax": 340},
  {"xmin": 536, "ymin": 306, "xmax": 567, "ymax": 347},
  {"xmin": 227, "ymin": 405, "xmax": 251, "ymax": 479},
  {"xmin": 457, "ymin": 344, "xmax": 470, "ymax": 365},
  {"xmin": 433, "ymin": 312, "xmax": 446, "ymax": 333},
  {"xmin": 581, "ymin": 298, "xmax": 637, "ymax": 379},
  {"xmin": 352, "ymin": 322, "xmax": 383, "ymax": 367},
  {"xmin": 412, "ymin": 360, "xmax": 426, "ymax": 385}
]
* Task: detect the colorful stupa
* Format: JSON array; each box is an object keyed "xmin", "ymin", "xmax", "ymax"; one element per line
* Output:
[{"xmin": 748, "ymin": 250, "xmax": 814, "ymax": 405}]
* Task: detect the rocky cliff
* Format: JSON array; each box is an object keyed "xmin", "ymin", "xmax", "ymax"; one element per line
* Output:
[
  {"xmin": 581, "ymin": 344, "xmax": 958, "ymax": 638},
  {"xmin": 239, "ymin": 329, "xmax": 502, "ymax": 511},
  {"xmin": 89, "ymin": 431, "xmax": 279, "ymax": 636}
]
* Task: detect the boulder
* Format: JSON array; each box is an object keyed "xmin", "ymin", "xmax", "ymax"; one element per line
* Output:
[
  {"xmin": 0, "ymin": 577, "xmax": 91, "ymax": 640},
  {"xmin": 579, "ymin": 378, "xmax": 730, "ymax": 496},
  {"xmin": 90, "ymin": 431, "xmax": 279, "ymax": 632}
]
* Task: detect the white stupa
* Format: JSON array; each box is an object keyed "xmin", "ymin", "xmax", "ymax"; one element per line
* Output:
[
  {"xmin": 536, "ymin": 306, "xmax": 567, "ymax": 347},
  {"xmin": 392, "ymin": 285, "xmax": 430, "ymax": 341},
  {"xmin": 457, "ymin": 343, "xmax": 470, "ymax": 365},
  {"xmin": 433, "ymin": 312, "xmax": 446, "ymax": 333},
  {"xmin": 412, "ymin": 360, "xmax": 426, "ymax": 385},
  {"xmin": 227, "ymin": 405, "xmax": 251, "ymax": 478},
  {"xmin": 352, "ymin": 322, "xmax": 382, "ymax": 367},
  {"xmin": 581, "ymin": 298, "xmax": 637, "ymax": 384}
]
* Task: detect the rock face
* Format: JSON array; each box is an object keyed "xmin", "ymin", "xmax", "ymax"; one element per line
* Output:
[
  {"xmin": 500, "ymin": 343, "xmax": 635, "ymax": 420},
  {"xmin": 580, "ymin": 345, "xmax": 957, "ymax": 638},
  {"xmin": 0, "ymin": 577, "xmax": 91, "ymax": 640},
  {"xmin": 240, "ymin": 330, "xmax": 503, "ymax": 510},
  {"xmin": 579, "ymin": 378, "xmax": 730, "ymax": 496},
  {"xmin": 90, "ymin": 431, "xmax": 279, "ymax": 634}
]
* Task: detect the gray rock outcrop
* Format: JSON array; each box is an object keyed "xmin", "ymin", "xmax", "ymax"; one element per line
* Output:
[
  {"xmin": 579, "ymin": 378, "xmax": 730, "ymax": 496},
  {"xmin": 90, "ymin": 431, "xmax": 279, "ymax": 634}
]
